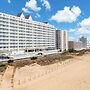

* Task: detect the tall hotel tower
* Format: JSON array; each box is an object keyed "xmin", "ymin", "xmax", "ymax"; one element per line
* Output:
[
  {"xmin": 56, "ymin": 30, "xmax": 68, "ymax": 52},
  {"xmin": 0, "ymin": 12, "xmax": 56, "ymax": 54}
]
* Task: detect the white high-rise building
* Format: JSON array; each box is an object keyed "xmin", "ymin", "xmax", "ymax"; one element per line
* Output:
[
  {"xmin": 56, "ymin": 30, "xmax": 68, "ymax": 52},
  {"xmin": 87, "ymin": 38, "xmax": 90, "ymax": 49},
  {"xmin": 0, "ymin": 12, "xmax": 56, "ymax": 54}
]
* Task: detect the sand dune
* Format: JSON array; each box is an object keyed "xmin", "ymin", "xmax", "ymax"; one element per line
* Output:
[
  {"xmin": 0, "ymin": 66, "xmax": 14, "ymax": 90},
  {"xmin": 0, "ymin": 53, "xmax": 90, "ymax": 90}
]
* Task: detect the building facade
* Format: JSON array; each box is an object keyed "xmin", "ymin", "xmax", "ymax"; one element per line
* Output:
[
  {"xmin": 56, "ymin": 30, "xmax": 68, "ymax": 52},
  {"xmin": 68, "ymin": 41, "xmax": 74, "ymax": 50},
  {"xmin": 87, "ymin": 38, "xmax": 90, "ymax": 49},
  {"xmin": 0, "ymin": 12, "xmax": 56, "ymax": 54},
  {"xmin": 79, "ymin": 37, "xmax": 87, "ymax": 49},
  {"xmin": 68, "ymin": 41, "xmax": 82, "ymax": 50}
]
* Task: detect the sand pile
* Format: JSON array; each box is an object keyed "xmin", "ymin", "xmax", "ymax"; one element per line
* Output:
[
  {"xmin": 0, "ymin": 52, "xmax": 90, "ymax": 90},
  {"xmin": 0, "ymin": 66, "xmax": 14, "ymax": 90},
  {"xmin": 13, "ymin": 63, "xmax": 46, "ymax": 87},
  {"xmin": 14, "ymin": 53, "xmax": 90, "ymax": 90}
]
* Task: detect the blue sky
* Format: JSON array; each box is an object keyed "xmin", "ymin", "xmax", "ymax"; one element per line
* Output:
[{"xmin": 0, "ymin": 0, "xmax": 90, "ymax": 40}]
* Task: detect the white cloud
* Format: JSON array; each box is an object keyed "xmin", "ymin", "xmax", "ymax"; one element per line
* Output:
[
  {"xmin": 41, "ymin": 0, "xmax": 51, "ymax": 10},
  {"xmin": 76, "ymin": 17, "xmax": 90, "ymax": 34},
  {"xmin": 22, "ymin": 8, "xmax": 30, "ymax": 13},
  {"xmin": 79, "ymin": 17, "xmax": 90, "ymax": 27},
  {"xmin": 25, "ymin": 0, "xmax": 41, "ymax": 12},
  {"xmin": 69, "ymin": 29, "xmax": 76, "ymax": 32},
  {"xmin": 50, "ymin": 6, "xmax": 81, "ymax": 23},
  {"xmin": 36, "ymin": 13, "xmax": 40, "ymax": 17},
  {"xmin": 77, "ymin": 27, "xmax": 90, "ymax": 34},
  {"xmin": 22, "ymin": 0, "xmax": 41, "ymax": 17},
  {"xmin": 35, "ymin": 13, "xmax": 41, "ymax": 18},
  {"xmin": 69, "ymin": 36, "xmax": 75, "ymax": 41},
  {"xmin": 8, "ymin": 0, "xmax": 11, "ymax": 3}
]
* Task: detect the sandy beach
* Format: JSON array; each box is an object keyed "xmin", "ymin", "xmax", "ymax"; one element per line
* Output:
[{"xmin": 0, "ymin": 52, "xmax": 90, "ymax": 90}]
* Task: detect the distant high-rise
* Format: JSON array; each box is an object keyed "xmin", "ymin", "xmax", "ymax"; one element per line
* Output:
[
  {"xmin": 56, "ymin": 30, "xmax": 68, "ymax": 52},
  {"xmin": 79, "ymin": 37, "xmax": 87, "ymax": 49}
]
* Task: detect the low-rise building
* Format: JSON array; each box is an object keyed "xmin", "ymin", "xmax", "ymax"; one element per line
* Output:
[{"xmin": 68, "ymin": 41, "xmax": 82, "ymax": 50}]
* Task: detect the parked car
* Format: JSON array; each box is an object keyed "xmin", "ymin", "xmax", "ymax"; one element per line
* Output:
[{"xmin": 37, "ymin": 53, "xmax": 43, "ymax": 55}]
